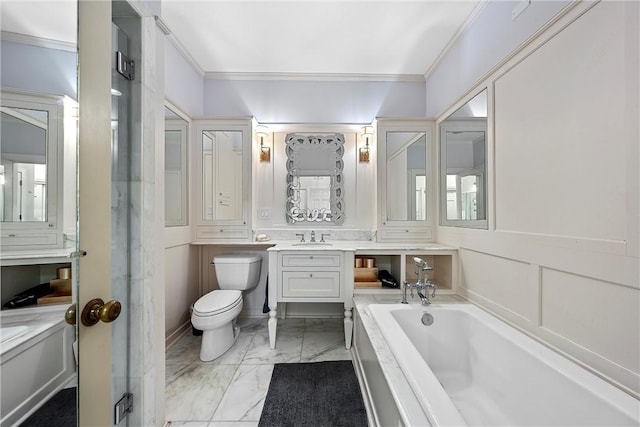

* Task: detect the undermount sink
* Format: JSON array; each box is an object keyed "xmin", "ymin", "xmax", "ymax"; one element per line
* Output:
[{"xmin": 291, "ymin": 242, "xmax": 333, "ymax": 247}]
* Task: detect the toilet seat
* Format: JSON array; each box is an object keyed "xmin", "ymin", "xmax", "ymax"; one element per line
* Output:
[{"xmin": 193, "ymin": 290, "xmax": 242, "ymax": 317}]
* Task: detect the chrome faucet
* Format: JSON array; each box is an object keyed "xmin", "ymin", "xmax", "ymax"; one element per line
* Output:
[
  {"xmin": 310, "ymin": 230, "xmax": 316, "ymax": 242},
  {"xmin": 320, "ymin": 233, "xmax": 330, "ymax": 242},
  {"xmin": 295, "ymin": 233, "xmax": 305, "ymax": 242},
  {"xmin": 401, "ymin": 257, "xmax": 436, "ymax": 305}
]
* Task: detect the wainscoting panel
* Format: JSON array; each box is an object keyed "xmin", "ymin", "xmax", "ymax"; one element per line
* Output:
[
  {"xmin": 460, "ymin": 249, "xmax": 537, "ymax": 324},
  {"xmin": 541, "ymin": 268, "xmax": 640, "ymax": 375}
]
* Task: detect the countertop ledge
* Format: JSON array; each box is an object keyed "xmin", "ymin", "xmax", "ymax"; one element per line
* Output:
[{"xmin": 191, "ymin": 240, "xmax": 457, "ymax": 251}]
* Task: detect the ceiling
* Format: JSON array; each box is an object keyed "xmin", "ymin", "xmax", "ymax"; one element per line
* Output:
[
  {"xmin": 162, "ymin": 1, "xmax": 482, "ymax": 78},
  {"xmin": 1, "ymin": 1, "xmax": 482, "ymax": 79}
]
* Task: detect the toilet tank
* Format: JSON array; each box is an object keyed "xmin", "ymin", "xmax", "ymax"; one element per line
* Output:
[{"xmin": 213, "ymin": 254, "xmax": 262, "ymax": 290}]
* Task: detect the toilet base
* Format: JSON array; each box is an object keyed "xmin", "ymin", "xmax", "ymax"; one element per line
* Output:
[{"xmin": 199, "ymin": 320, "xmax": 240, "ymax": 361}]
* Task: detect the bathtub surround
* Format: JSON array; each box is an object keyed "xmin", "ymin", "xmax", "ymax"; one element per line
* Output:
[
  {"xmin": 352, "ymin": 296, "xmax": 640, "ymax": 426},
  {"xmin": 258, "ymin": 361, "xmax": 367, "ymax": 427}
]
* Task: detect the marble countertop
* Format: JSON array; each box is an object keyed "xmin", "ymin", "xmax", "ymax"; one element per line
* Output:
[
  {"xmin": 352, "ymin": 294, "xmax": 466, "ymax": 426},
  {"xmin": 258, "ymin": 240, "xmax": 458, "ymax": 251}
]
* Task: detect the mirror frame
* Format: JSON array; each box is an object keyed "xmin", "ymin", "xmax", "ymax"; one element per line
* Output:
[
  {"xmin": 164, "ymin": 101, "xmax": 189, "ymax": 228},
  {"xmin": 0, "ymin": 88, "xmax": 65, "ymax": 247},
  {"xmin": 285, "ymin": 133, "xmax": 345, "ymax": 225},
  {"xmin": 438, "ymin": 88, "xmax": 489, "ymax": 229}
]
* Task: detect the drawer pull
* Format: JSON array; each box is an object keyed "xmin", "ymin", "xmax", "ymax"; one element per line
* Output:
[
  {"xmin": 8, "ymin": 233, "xmax": 16, "ymax": 237},
  {"xmin": 309, "ymin": 273, "xmax": 313, "ymax": 278}
]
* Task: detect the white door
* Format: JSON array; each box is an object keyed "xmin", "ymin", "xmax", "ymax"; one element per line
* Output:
[{"xmin": 76, "ymin": 2, "xmax": 130, "ymax": 425}]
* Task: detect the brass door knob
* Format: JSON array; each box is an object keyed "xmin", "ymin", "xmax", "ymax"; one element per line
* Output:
[
  {"xmin": 65, "ymin": 304, "xmax": 77, "ymax": 325},
  {"xmin": 80, "ymin": 298, "xmax": 122, "ymax": 326}
]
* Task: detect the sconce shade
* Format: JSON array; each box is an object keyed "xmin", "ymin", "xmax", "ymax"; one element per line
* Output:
[
  {"xmin": 361, "ymin": 125, "xmax": 374, "ymax": 138},
  {"xmin": 256, "ymin": 124, "xmax": 269, "ymax": 139}
]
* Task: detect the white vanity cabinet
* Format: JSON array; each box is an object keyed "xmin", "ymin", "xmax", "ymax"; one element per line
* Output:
[{"xmin": 267, "ymin": 249, "xmax": 354, "ymax": 350}]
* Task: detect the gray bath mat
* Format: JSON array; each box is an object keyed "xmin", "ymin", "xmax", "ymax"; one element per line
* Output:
[
  {"xmin": 20, "ymin": 387, "xmax": 76, "ymax": 427},
  {"xmin": 258, "ymin": 360, "xmax": 367, "ymax": 427}
]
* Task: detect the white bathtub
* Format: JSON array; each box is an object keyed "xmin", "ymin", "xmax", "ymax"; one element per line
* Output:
[
  {"xmin": 0, "ymin": 305, "xmax": 76, "ymax": 426},
  {"xmin": 358, "ymin": 303, "xmax": 639, "ymax": 426}
]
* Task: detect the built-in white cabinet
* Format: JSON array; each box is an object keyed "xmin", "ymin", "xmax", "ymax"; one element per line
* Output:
[
  {"xmin": 267, "ymin": 249, "xmax": 355, "ymax": 350},
  {"xmin": 193, "ymin": 118, "xmax": 252, "ymax": 241},
  {"xmin": 376, "ymin": 118, "xmax": 435, "ymax": 242},
  {"xmin": 1, "ymin": 89, "xmax": 75, "ymax": 250}
]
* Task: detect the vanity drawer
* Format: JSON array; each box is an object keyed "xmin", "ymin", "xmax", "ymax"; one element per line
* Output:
[
  {"xmin": 281, "ymin": 252, "xmax": 341, "ymax": 268},
  {"xmin": 281, "ymin": 271, "xmax": 340, "ymax": 298}
]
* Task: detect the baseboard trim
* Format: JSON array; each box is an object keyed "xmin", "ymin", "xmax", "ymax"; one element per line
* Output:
[{"xmin": 165, "ymin": 321, "xmax": 191, "ymax": 349}]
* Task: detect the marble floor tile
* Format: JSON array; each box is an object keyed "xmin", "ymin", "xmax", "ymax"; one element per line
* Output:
[
  {"xmin": 168, "ymin": 422, "xmax": 210, "ymax": 427},
  {"xmin": 237, "ymin": 317, "xmax": 268, "ymax": 334},
  {"xmin": 211, "ymin": 364, "xmax": 275, "ymax": 422},
  {"xmin": 165, "ymin": 316, "xmax": 358, "ymax": 425},
  {"xmin": 167, "ymin": 333, "xmax": 202, "ymax": 365},
  {"xmin": 165, "ymin": 363, "xmax": 238, "ymax": 422},
  {"xmin": 301, "ymin": 331, "xmax": 352, "ymax": 362},
  {"xmin": 304, "ymin": 317, "xmax": 345, "ymax": 332},
  {"xmin": 242, "ymin": 330, "xmax": 303, "ymax": 364}
]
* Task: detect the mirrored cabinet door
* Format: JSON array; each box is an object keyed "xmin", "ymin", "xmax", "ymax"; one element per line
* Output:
[
  {"xmin": 164, "ymin": 105, "xmax": 189, "ymax": 227},
  {"xmin": 377, "ymin": 119, "xmax": 435, "ymax": 242},
  {"xmin": 1, "ymin": 89, "xmax": 68, "ymax": 249},
  {"xmin": 194, "ymin": 119, "xmax": 252, "ymax": 241},
  {"xmin": 439, "ymin": 89, "xmax": 488, "ymax": 229}
]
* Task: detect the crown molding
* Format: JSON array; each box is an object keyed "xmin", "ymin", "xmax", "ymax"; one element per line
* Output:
[
  {"xmin": 203, "ymin": 72, "xmax": 425, "ymax": 82},
  {"xmin": 1, "ymin": 30, "xmax": 76, "ymax": 53},
  {"xmin": 423, "ymin": 0, "xmax": 489, "ymax": 80},
  {"xmin": 165, "ymin": 33, "xmax": 205, "ymax": 78}
]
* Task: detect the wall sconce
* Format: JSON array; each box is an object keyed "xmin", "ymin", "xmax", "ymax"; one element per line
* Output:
[
  {"xmin": 360, "ymin": 125, "xmax": 373, "ymax": 163},
  {"xmin": 256, "ymin": 124, "xmax": 270, "ymax": 162}
]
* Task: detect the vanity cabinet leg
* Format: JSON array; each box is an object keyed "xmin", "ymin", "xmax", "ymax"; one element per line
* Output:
[
  {"xmin": 268, "ymin": 308, "xmax": 278, "ymax": 349},
  {"xmin": 344, "ymin": 308, "xmax": 353, "ymax": 350}
]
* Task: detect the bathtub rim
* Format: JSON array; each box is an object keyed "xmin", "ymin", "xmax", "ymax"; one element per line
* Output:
[{"xmin": 369, "ymin": 302, "xmax": 640, "ymax": 426}]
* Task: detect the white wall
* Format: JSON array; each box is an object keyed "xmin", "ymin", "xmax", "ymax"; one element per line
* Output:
[
  {"xmin": 0, "ymin": 40, "xmax": 77, "ymax": 99},
  {"xmin": 434, "ymin": 1, "xmax": 639, "ymax": 396},
  {"xmin": 164, "ymin": 40, "xmax": 204, "ymax": 117},
  {"xmin": 204, "ymin": 79, "xmax": 425, "ymax": 123},
  {"xmin": 254, "ymin": 129, "xmax": 376, "ymax": 232},
  {"xmin": 425, "ymin": 0, "xmax": 568, "ymax": 117}
]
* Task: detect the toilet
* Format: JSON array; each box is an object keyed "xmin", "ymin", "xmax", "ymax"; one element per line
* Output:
[{"xmin": 191, "ymin": 254, "xmax": 262, "ymax": 361}]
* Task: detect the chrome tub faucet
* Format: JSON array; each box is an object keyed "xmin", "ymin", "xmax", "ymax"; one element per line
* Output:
[{"xmin": 402, "ymin": 257, "xmax": 436, "ymax": 305}]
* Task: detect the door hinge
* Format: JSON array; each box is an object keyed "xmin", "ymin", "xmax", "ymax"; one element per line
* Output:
[
  {"xmin": 116, "ymin": 51, "xmax": 135, "ymax": 80},
  {"xmin": 114, "ymin": 392, "xmax": 133, "ymax": 424}
]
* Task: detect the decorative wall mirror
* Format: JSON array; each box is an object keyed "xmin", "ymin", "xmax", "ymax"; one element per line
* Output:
[
  {"xmin": 164, "ymin": 105, "xmax": 188, "ymax": 227},
  {"xmin": 285, "ymin": 133, "xmax": 345, "ymax": 224},
  {"xmin": 439, "ymin": 88, "xmax": 488, "ymax": 229}
]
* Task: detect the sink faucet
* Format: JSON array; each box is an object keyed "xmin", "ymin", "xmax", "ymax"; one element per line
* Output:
[
  {"xmin": 320, "ymin": 233, "xmax": 330, "ymax": 243},
  {"xmin": 295, "ymin": 233, "xmax": 305, "ymax": 242},
  {"xmin": 310, "ymin": 230, "xmax": 316, "ymax": 242},
  {"xmin": 401, "ymin": 257, "xmax": 436, "ymax": 305}
]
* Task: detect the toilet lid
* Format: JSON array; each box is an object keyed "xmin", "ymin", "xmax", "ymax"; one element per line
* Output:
[
  {"xmin": 214, "ymin": 254, "xmax": 261, "ymax": 264},
  {"xmin": 193, "ymin": 290, "xmax": 242, "ymax": 316}
]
